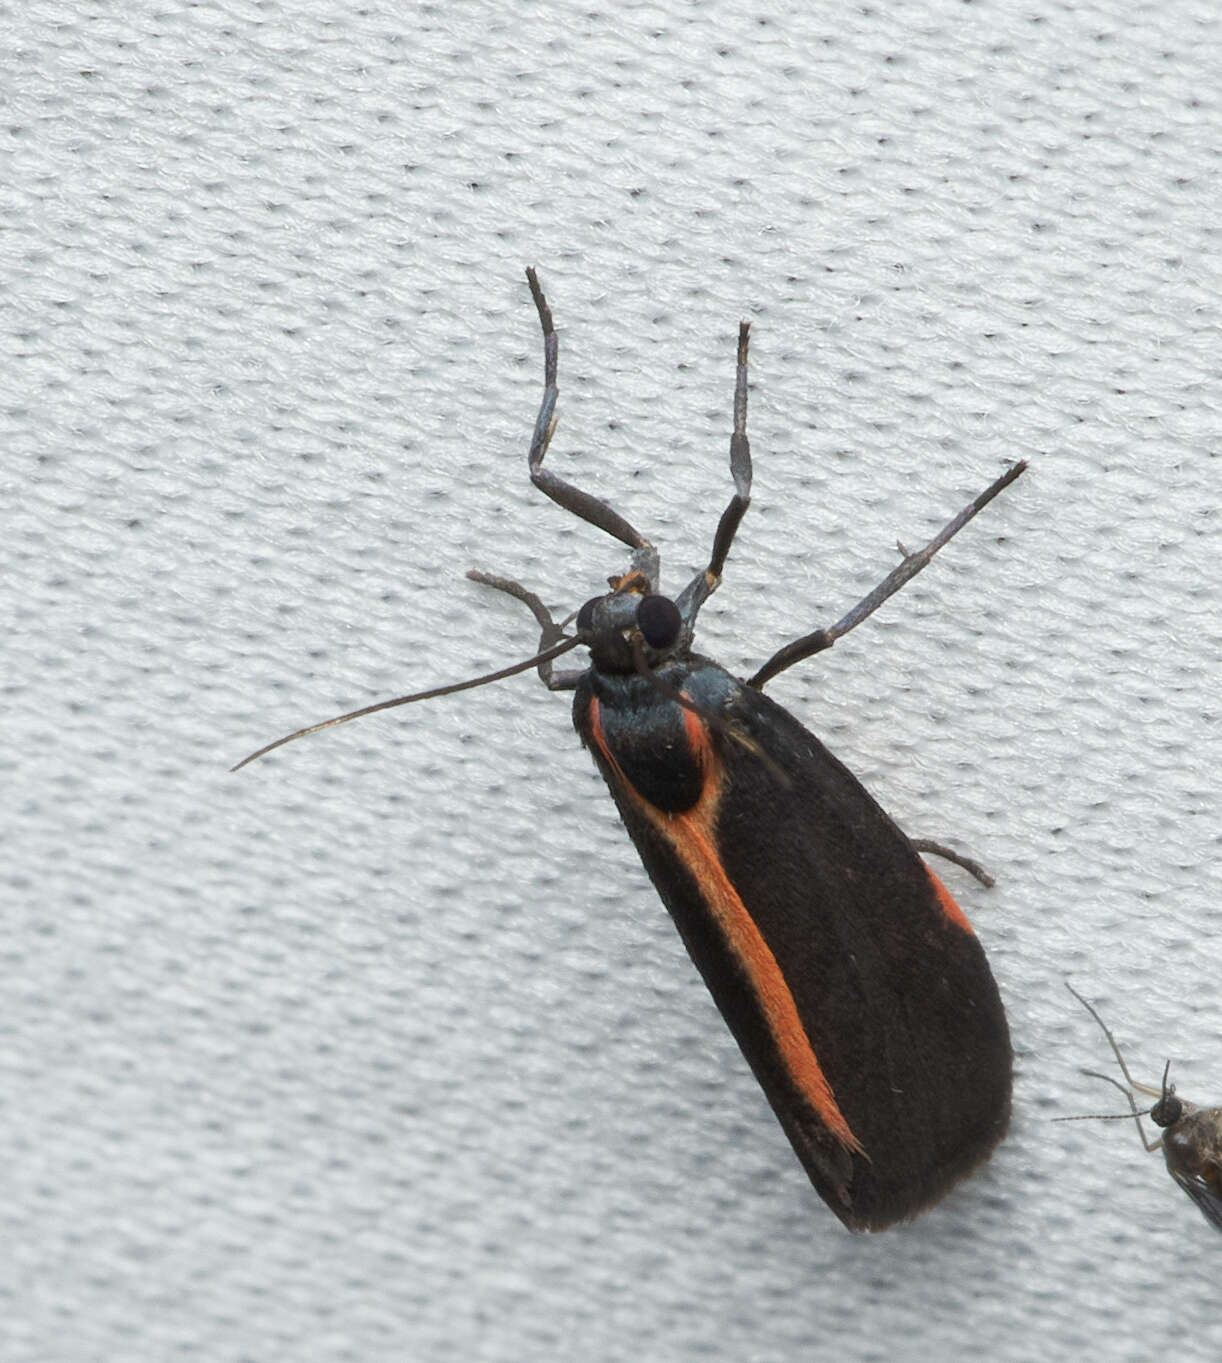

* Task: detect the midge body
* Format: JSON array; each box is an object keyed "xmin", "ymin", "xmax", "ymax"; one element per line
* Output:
[
  {"xmin": 1067, "ymin": 986, "xmax": 1222, "ymax": 1234},
  {"xmin": 237, "ymin": 269, "xmax": 1025, "ymax": 1232}
]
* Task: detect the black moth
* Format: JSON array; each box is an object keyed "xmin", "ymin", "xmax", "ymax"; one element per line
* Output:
[{"xmin": 237, "ymin": 269, "xmax": 1024, "ymax": 1231}]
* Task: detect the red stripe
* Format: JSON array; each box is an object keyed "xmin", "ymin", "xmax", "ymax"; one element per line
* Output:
[
  {"xmin": 923, "ymin": 865, "xmax": 974, "ymax": 934},
  {"xmin": 589, "ymin": 696, "xmax": 864, "ymax": 1156}
]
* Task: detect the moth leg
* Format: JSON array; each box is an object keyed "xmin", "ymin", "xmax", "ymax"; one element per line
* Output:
[
  {"xmin": 749, "ymin": 461, "xmax": 1026, "ymax": 689},
  {"xmin": 910, "ymin": 838, "xmax": 994, "ymax": 888},
  {"xmin": 523, "ymin": 269, "xmax": 658, "ymax": 585},
  {"xmin": 468, "ymin": 570, "xmax": 584, "ymax": 692},
  {"xmin": 675, "ymin": 320, "xmax": 754, "ymax": 628}
]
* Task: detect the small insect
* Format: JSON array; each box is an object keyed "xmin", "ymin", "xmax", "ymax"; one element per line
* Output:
[
  {"xmin": 236, "ymin": 269, "xmax": 1024, "ymax": 1231},
  {"xmin": 1066, "ymin": 983, "xmax": 1222, "ymax": 1233}
]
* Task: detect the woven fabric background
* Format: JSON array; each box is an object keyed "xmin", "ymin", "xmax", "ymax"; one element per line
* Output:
[{"xmin": 4, "ymin": 2, "xmax": 1220, "ymax": 1360}]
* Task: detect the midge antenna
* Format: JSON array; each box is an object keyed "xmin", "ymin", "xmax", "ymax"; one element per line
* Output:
[{"xmin": 233, "ymin": 267, "xmax": 1025, "ymax": 773}]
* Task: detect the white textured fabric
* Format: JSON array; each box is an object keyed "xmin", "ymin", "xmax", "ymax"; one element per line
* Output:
[{"xmin": 4, "ymin": 2, "xmax": 1221, "ymax": 1359}]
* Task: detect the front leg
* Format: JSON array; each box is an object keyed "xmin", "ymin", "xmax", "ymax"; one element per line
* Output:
[{"xmin": 467, "ymin": 570, "xmax": 585, "ymax": 691}]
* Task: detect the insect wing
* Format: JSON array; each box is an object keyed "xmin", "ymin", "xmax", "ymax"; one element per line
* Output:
[
  {"xmin": 575, "ymin": 658, "xmax": 1011, "ymax": 1232},
  {"xmin": 1162, "ymin": 1107, "xmax": 1222, "ymax": 1232}
]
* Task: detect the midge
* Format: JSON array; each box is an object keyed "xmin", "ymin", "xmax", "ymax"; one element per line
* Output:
[
  {"xmin": 1065, "ymin": 985, "xmax": 1222, "ymax": 1233},
  {"xmin": 237, "ymin": 268, "xmax": 1025, "ymax": 1232}
]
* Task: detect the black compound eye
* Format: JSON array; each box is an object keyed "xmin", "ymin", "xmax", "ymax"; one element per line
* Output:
[
  {"xmin": 1152, "ymin": 1094, "xmax": 1183, "ymax": 1128},
  {"xmin": 576, "ymin": 597, "xmax": 599, "ymax": 634},
  {"xmin": 637, "ymin": 594, "xmax": 682, "ymax": 650}
]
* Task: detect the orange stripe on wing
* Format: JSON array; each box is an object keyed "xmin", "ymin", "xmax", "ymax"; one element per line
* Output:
[
  {"xmin": 923, "ymin": 865, "xmax": 973, "ymax": 934},
  {"xmin": 590, "ymin": 697, "xmax": 864, "ymax": 1157}
]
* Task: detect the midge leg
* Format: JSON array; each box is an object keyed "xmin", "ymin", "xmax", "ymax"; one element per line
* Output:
[
  {"xmin": 1079, "ymin": 1066, "xmax": 1169, "ymax": 1152},
  {"xmin": 1068, "ymin": 984, "xmax": 1167, "ymax": 1102},
  {"xmin": 523, "ymin": 268, "xmax": 659, "ymax": 587},
  {"xmin": 1065, "ymin": 983, "xmax": 1170, "ymax": 1152}
]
